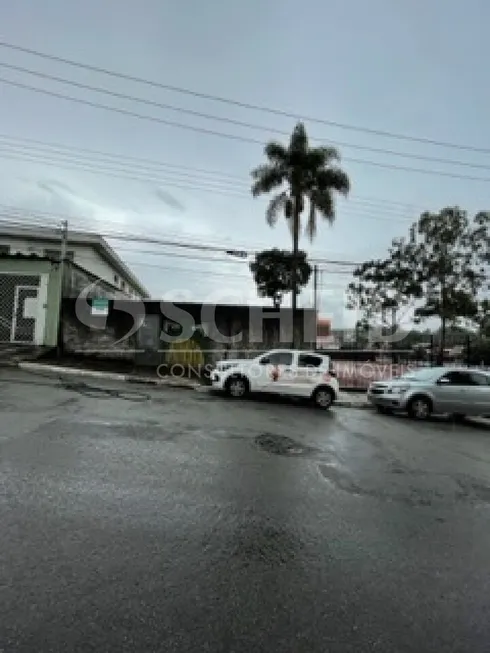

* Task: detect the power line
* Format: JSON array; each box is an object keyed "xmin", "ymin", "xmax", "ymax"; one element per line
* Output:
[
  {"xmin": 0, "ymin": 149, "xmax": 251, "ymax": 198},
  {"xmin": 1, "ymin": 40, "xmax": 489, "ymax": 155},
  {"xmin": 0, "ymin": 133, "xmax": 428, "ymax": 212},
  {"xmin": 0, "ymin": 149, "xmax": 417, "ymax": 224},
  {"xmin": 0, "ymin": 148, "xmax": 421, "ymax": 225},
  {"xmin": 74, "ymin": 253, "xmax": 351, "ymax": 286},
  {"xmin": 114, "ymin": 246, "xmax": 354, "ymax": 275},
  {"xmin": 3, "ymin": 61, "xmax": 490, "ymax": 173},
  {"xmin": 3, "ymin": 75, "xmax": 490, "ymax": 184},
  {"xmin": 0, "ymin": 213, "xmax": 361, "ymax": 266}
]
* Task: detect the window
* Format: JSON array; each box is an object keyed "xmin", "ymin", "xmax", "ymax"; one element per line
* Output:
[
  {"xmin": 44, "ymin": 249, "xmax": 74, "ymax": 261},
  {"xmin": 298, "ymin": 354, "xmax": 323, "ymax": 368},
  {"xmin": 0, "ymin": 245, "xmax": 10, "ymax": 254},
  {"xmin": 439, "ymin": 371, "xmax": 475, "ymax": 386},
  {"xmin": 400, "ymin": 368, "xmax": 440, "ymax": 382},
  {"xmin": 114, "ymin": 274, "xmax": 119, "ymax": 284},
  {"xmin": 260, "ymin": 352, "xmax": 293, "ymax": 366},
  {"xmin": 467, "ymin": 372, "xmax": 490, "ymax": 386},
  {"xmin": 121, "ymin": 280, "xmax": 126, "ymax": 290}
]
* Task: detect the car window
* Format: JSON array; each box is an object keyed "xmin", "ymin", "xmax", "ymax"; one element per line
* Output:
[
  {"xmin": 439, "ymin": 371, "xmax": 474, "ymax": 386},
  {"xmin": 267, "ymin": 352, "xmax": 293, "ymax": 366},
  {"xmin": 400, "ymin": 368, "xmax": 439, "ymax": 382},
  {"xmin": 298, "ymin": 354, "xmax": 323, "ymax": 368},
  {"xmin": 467, "ymin": 372, "xmax": 490, "ymax": 386}
]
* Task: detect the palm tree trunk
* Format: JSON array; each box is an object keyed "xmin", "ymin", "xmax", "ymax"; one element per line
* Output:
[{"xmin": 291, "ymin": 197, "xmax": 300, "ymax": 349}]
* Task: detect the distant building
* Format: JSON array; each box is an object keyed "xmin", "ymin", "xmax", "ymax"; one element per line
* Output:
[
  {"xmin": 0, "ymin": 224, "xmax": 149, "ymax": 347},
  {"xmin": 316, "ymin": 317, "xmax": 340, "ymax": 349},
  {"xmin": 0, "ymin": 224, "xmax": 149, "ymax": 299}
]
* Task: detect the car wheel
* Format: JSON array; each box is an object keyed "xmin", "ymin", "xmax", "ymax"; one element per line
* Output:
[
  {"xmin": 312, "ymin": 386, "xmax": 335, "ymax": 410},
  {"xmin": 407, "ymin": 396, "xmax": 432, "ymax": 420},
  {"xmin": 225, "ymin": 375, "xmax": 249, "ymax": 399}
]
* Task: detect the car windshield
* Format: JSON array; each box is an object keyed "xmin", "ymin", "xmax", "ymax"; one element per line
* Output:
[{"xmin": 398, "ymin": 368, "xmax": 438, "ymax": 382}]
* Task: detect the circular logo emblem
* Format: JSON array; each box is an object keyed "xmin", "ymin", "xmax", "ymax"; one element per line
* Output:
[{"xmin": 270, "ymin": 365, "xmax": 280, "ymax": 381}]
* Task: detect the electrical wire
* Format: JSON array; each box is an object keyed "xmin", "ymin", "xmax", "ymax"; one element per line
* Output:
[
  {"xmin": 0, "ymin": 212, "xmax": 362, "ymax": 266},
  {"xmin": 0, "ymin": 133, "xmax": 429, "ymax": 213},
  {"xmin": 0, "ymin": 147, "xmax": 419, "ymax": 224},
  {"xmin": 2, "ymin": 61, "xmax": 490, "ymax": 173},
  {"xmin": 3, "ymin": 75, "xmax": 490, "ymax": 183},
  {"xmin": 1, "ymin": 40, "xmax": 489, "ymax": 154},
  {"xmin": 72, "ymin": 252, "xmax": 353, "ymax": 283}
]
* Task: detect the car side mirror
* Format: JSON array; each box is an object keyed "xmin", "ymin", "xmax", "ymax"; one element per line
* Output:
[{"xmin": 259, "ymin": 357, "xmax": 270, "ymax": 365}]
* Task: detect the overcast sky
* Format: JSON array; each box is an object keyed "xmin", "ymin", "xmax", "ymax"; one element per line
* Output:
[{"xmin": 1, "ymin": 0, "xmax": 489, "ymax": 328}]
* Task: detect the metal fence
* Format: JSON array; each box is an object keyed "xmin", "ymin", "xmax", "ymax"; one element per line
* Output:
[
  {"xmin": 0, "ymin": 273, "xmax": 41, "ymax": 343},
  {"xmin": 318, "ymin": 336, "xmax": 490, "ymax": 389}
]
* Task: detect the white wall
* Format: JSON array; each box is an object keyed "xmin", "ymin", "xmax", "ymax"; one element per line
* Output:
[{"xmin": 0, "ymin": 235, "xmax": 140, "ymax": 298}]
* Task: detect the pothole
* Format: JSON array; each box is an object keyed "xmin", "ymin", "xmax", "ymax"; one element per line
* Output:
[{"xmin": 255, "ymin": 433, "xmax": 320, "ymax": 457}]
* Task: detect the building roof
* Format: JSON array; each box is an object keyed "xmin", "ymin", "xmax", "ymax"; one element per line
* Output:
[{"xmin": 0, "ymin": 223, "xmax": 150, "ymax": 297}]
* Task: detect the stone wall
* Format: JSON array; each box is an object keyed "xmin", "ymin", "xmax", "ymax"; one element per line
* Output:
[{"xmin": 61, "ymin": 298, "xmax": 137, "ymax": 359}]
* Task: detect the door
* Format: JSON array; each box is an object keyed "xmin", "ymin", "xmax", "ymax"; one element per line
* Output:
[
  {"xmin": 135, "ymin": 314, "xmax": 161, "ymax": 366},
  {"xmin": 11, "ymin": 286, "xmax": 39, "ymax": 343},
  {"xmin": 293, "ymin": 353, "xmax": 327, "ymax": 397},
  {"xmin": 256, "ymin": 351, "xmax": 295, "ymax": 394},
  {"xmin": 463, "ymin": 371, "xmax": 490, "ymax": 416},
  {"xmin": 432, "ymin": 370, "xmax": 472, "ymax": 414}
]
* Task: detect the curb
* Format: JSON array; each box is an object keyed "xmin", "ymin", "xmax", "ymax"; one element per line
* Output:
[
  {"xmin": 14, "ymin": 363, "xmax": 373, "ymax": 409},
  {"xmin": 17, "ymin": 362, "xmax": 201, "ymax": 391},
  {"xmin": 336, "ymin": 400, "xmax": 371, "ymax": 409}
]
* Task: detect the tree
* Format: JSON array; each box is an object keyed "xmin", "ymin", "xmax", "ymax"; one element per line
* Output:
[
  {"xmin": 250, "ymin": 248, "xmax": 312, "ymax": 308},
  {"xmin": 346, "ymin": 236, "xmax": 422, "ymax": 347},
  {"xmin": 347, "ymin": 207, "xmax": 486, "ymax": 363},
  {"xmin": 251, "ymin": 122, "xmax": 350, "ymax": 345}
]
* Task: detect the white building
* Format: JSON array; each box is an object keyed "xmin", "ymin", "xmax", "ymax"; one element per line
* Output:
[{"xmin": 0, "ymin": 224, "xmax": 149, "ymax": 299}]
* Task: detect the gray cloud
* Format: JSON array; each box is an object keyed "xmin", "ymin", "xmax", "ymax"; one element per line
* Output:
[{"xmin": 2, "ymin": 0, "xmax": 489, "ymax": 326}]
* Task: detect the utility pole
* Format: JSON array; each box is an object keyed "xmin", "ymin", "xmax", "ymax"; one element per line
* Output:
[
  {"xmin": 313, "ymin": 265, "xmax": 319, "ymax": 351},
  {"xmin": 313, "ymin": 265, "xmax": 319, "ymax": 316},
  {"xmin": 56, "ymin": 219, "xmax": 68, "ymax": 359},
  {"xmin": 291, "ymin": 203, "xmax": 300, "ymax": 349}
]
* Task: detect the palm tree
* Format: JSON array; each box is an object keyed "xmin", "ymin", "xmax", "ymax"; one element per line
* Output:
[{"xmin": 251, "ymin": 121, "xmax": 350, "ymax": 347}]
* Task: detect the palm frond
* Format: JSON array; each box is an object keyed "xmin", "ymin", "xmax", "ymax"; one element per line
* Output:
[
  {"xmin": 289, "ymin": 122, "xmax": 309, "ymax": 160},
  {"xmin": 312, "ymin": 191, "xmax": 335, "ymax": 224},
  {"xmin": 264, "ymin": 141, "xmax": 288, "ymax": 165},
  {"xmin": 266, "ymin": 192, "xmax": 289, "ymax": 226},
  {"xmin": 315, "ymin": 167, "xmax": 351, "ymax": 196},
  {"xmin": 306, "ymin": 203, "xmax": 317, "ymax": 241},
  {"xmin": 306, "ymin": 146, "xmax": 341, "ymax": 171},
  {"xmin": 251, "ymin": 164, "xmax": 285, "ymax": 197},
  {"xmin": 251, "ymin": 122, "xmax": 350, "ymax": 245}
]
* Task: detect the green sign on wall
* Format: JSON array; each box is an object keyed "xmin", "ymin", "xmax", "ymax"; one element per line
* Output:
[{"xmin": 91, "ymin": 298, "xmax": 109, "ymax": 316}]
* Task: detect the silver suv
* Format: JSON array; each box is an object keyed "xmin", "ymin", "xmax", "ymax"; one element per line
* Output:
[{"xmin": 367, "ymin": 366, "xmax": 490, "ymax": 420}]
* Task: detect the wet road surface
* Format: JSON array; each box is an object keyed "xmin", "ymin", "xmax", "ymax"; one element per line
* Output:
[{"xmin": 1, "ymin": 369, "xmax": 490, "ymax": 651}]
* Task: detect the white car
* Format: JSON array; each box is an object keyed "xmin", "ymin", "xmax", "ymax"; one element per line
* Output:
[{"xmin": 210, "ymin": 349, "xmax": 339, "ymax": 409}]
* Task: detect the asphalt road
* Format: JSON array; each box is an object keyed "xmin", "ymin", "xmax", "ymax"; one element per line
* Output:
[{"xmin": 1, "ymin": 369, "xmax": 490, "ymax": 652}]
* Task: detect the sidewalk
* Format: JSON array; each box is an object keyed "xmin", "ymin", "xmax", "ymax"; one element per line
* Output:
[{"xmin": 16, "ymin": 361, "xmax": 371, "ymax": 409}]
